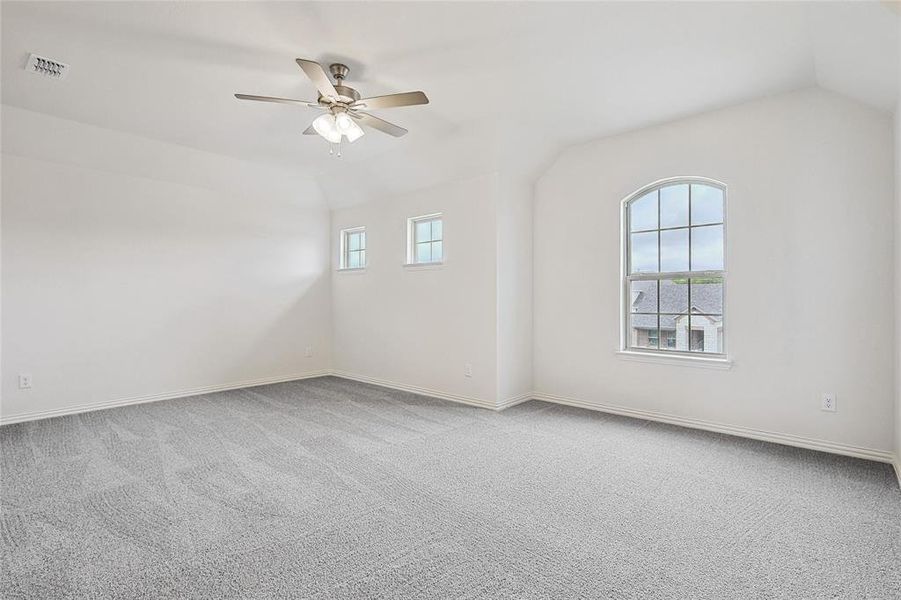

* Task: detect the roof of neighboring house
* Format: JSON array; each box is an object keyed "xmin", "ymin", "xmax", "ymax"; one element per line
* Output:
[{"xmin": 631, "ymin": 281, "xmax": 722, "ymax": 331}]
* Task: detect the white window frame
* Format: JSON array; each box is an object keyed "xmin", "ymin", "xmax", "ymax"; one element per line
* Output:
[
  {"xmin": 621, "ymin": 176, "xmax": 727, "ymax": 362},
  {"xmin": 406, "ymin": 213, "xmax": 444, "ymax": 265},
  {"xmin": 339, "ymin": 226, "xmax": 366, "ymax": 270}
]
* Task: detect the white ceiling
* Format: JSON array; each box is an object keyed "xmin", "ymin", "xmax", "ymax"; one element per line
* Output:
[{"xmin": 2, "ymin": 1, "xmax": 898, "ymax": 207}]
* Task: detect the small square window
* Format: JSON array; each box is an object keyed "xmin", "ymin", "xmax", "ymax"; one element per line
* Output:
[
  {"xmin": 339, "ymin": 227, "xmax": 366, "ymax": 270},
  {"xmin": 407, "ymin": 214, "xmax": 443, "ymax": 265}
]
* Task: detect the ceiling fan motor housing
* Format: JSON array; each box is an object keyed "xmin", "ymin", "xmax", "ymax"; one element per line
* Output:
[{"xmin": 326, "ymin": 64, "xmax": 360, "ymax": 104}]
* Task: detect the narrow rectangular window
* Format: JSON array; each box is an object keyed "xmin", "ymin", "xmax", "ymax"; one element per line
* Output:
[
  {"xmin": 339, "ymin": 227, "xmax": 366, "ymax": 270},
  {"xmin": 624, "ymin": 180, "xmax": 725, "ymax": 357},
  {"xmin": 407, "ymin": 214, "xmax": 443, "ymax": 264}
]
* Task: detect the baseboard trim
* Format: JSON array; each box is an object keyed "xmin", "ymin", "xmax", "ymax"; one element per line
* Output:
[
  {"xmin": 4, "ymin": 372, "xmax": 897, "ymax": 472},
  {"xmin": 329, "ymin": 372, "xmax": 531, "ymax": 412},
  {"xmin": 0, "ymin": 370, "xmax": 331, "ymax": 426},
  {"xmin": 496, "ymin": 393, "xmax": 533, "ymax": 411},
  {"xmin": 328, "ymin": 370, "xmax": 497, "ymax": 410},
  {"xmin": 532, "ymin": 391, "xmax": 895, "ymax": 464}
]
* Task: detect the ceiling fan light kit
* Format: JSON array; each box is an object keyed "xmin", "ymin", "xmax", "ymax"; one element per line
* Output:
[{"xmin": 235, "ymin": 58, "xmax": 429, "ymax": 156}]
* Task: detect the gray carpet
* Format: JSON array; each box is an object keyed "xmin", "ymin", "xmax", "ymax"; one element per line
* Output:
[{"xmin": 1, "ymin": 376, "xmax": 899, "ymax": 599}]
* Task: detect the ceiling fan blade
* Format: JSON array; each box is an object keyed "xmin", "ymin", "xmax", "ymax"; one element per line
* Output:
[
  {"xmin": 350, "ymin": 111, "xmax": 408, "ymax": 137},
  {"xmin": 295, "ymin": 59, "xmax": 338, "ymax": 100},
  {"xmin": 302, "ymin": 124, "xmax": 317, "ymax": 135},
  {"xmin": 235, "ymin": 93, "xmax": 317, "ymax": 107},
  {"xmin": 352, "ymin": 91, "xmax": 429, "ymax": 110}
]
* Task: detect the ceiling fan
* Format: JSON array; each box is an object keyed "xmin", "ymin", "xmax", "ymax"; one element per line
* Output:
[{"xmin": 235, "ymin": 59, "xmax": 429, "ymax": 154}]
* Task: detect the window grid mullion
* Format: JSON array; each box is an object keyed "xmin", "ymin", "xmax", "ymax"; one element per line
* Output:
[
  {"xmin": 688, "ymin": 183, "xmax": 692, "ymax": 271},
  {"xmin": 655, "ymin": 278, "xmax": 660, "ymax": 350},
  {"xmin": 687, "ymin": 182, "xmax": 693, "ymax": 353},
  {"xmin": 632, "ymin": 312, "xmax": 722, "ymax": 317},
  {"xmin": 627, "ymin": 271, "xmax": 724, "ymax": 282},
  {"xmin": 655, "ymin": 313, "xmax": 660, "ymax": 350},
  {"xmin": 687, "ymin": 278, "xmax": 692, "ymax": 353},
  {"xmin": 631, "ymin": 222, "xmax": 722, "ymax": 235},
  {"xmin": 656, "ymin": 188, "xmax": 661, "ymax": 273}
]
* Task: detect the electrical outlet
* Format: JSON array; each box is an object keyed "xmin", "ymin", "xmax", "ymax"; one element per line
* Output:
[
  {"xmin": 305, "ymin": 346, "xmax": 313, "ymax": 358},
  {"xmin": 18, "ymin": 373, "xmax": 32, "ymax": 390},
  {"xmin": 463, "ymin": 363, "xmax": 473, "ymax": 378},
  {"xmin": 821, "ymin": 392, "xmax": 836, "ymax": 412}
]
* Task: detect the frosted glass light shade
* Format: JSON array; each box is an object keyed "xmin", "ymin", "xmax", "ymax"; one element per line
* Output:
[
  {"xmin": 312, "ymin": 113, "xmax": 341, "ymax": 144},
  {"xmin": 344, "ymin": 119, "xmax": 365, "ymax": 143},
  {"xmin": 335, "ymin": 112, "xmax": 354, "ymax": 132}
]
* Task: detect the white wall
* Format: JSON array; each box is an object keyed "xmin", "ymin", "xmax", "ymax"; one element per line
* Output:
[
  {"xmin": 330, "ymin": 174, "xmax": 499, "ymax": 406},
  {"xmin": 1, "ymin": 107, "xmax": 331, "ymax": 422},
  {"xmin": 896, "ymin": 22, "xmax": 901, "ymax": 470},
  {"xmin": 895, "ymin": 48, "xmax": 901, "ymax": 464},
  {"xmin": 534, "ymin": 88, "xmax": 895, "ymax": 453},
  {"xmin": 496, "ymin": 177, "xmax": 533, "ymax": 404}
]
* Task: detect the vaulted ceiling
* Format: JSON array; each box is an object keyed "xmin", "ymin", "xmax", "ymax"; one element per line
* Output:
[{"xmin": 2, "ymin": 1, "xmax": 898, "ymax": 207}]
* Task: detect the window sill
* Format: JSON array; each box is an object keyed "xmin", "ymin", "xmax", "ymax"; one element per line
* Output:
[
  {"xmin": 615, "ymin": 350, "xmax": 732, "ymax": 370},
  {"xmin": 337, "ymin": 267, "xmax": 367, "ymax": 274},
  {"xmin": 403, "ymin": 261, "xmax": 444, "ymax": 270}
]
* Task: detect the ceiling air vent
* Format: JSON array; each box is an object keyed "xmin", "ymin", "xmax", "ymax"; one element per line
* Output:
[{"xmin": 25, "ymin": 53, "xmax": 69, "ymax": 80}]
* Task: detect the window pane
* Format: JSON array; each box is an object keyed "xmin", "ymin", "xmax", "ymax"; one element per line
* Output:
[
  {"xmin": 630, "ymin": 231, "xmax": 658, "ymax": 273},
  {"xmin": 348, "ymin": 250, "xmax": 361, "ymax": 268},
  {"xmin": 659, "ymin": 278, "xmax": 688, "ymax": 314},
  {"xmin": 691, "ymin": 185, "xmax": 723, "ymax": 225},
  {"xmin": 359, "ymin": 249, "xmax": 366, "ymax": 266},
  {"xmin": 660, "ymin": 228, "xmax": 689, "ymax": 272},
  {"xmin": 662, "ymin": 329, "xmax": 679, "ymax": 350},
  {"xmin": 415, "ymin": 220, "xmax": 432, "ymax": 243},
  {"xmin": 690, "ymin": 277, "xmax": 723, "ymax": 316},
  {"xmin": 431, "ymin": 219, "xmax": 442, "ymax": 241},
  {"xmin": 629, "ymin": 280, "xmax": 657, "ymax": 313},
  {"xmin": 689, "ymin": 314, "xmax": 723, "ymax": 354},
  {"xmin": 348, "ymin": 232, "xmax": 361, "ymax": 251},
  {"xmin": 416, "ymin": 242, "xmax": 431, "ymax": 263},
  {"xmin": 630, "ymin": 191, "xmax": 657, "ymax": 232},
  {"xmin": 359, "ymin": 231, "xmax": 366, "ymax": 249},
  {"xmin": 431, "ymin": 241, "xmax": 443, "ymax": 261},
  {"xmin": 660, "ymin": 184, "xmax": 689, "ymax": 228},
  {"xmin": 660, "ymin": 313, "xmax": 690, "ymax": 351},
  {"xmin": 690, "ymin": 225, "xmax": 724, "ymax": 271},
  {"xmin": 630, "ymin": 314, "xmax": 658, "ymax": 350}
]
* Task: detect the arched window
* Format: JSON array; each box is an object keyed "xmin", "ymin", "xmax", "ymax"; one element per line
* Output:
[{"xmin": 623, "ymin": 178, "xmax": 725, "ymax": 356}]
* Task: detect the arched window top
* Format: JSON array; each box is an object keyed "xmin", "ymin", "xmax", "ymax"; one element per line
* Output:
[{"xmin": 623, "ymin": 177, "xmax": 726, "ymax": 357}]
